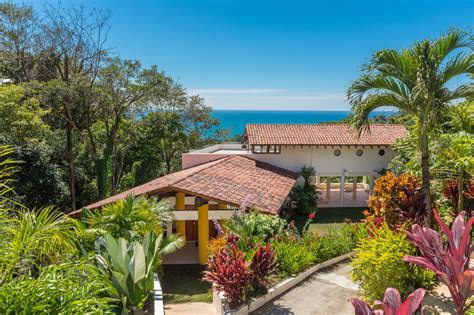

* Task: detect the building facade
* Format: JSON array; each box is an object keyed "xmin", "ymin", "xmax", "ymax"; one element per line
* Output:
[{"xmin": 74, "ymin": 123, "xmax": 407, "ymax": 264}]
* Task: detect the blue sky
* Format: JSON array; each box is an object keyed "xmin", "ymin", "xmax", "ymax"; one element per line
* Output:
[{"xmin": 29, "ymin": 0, "xmax": 473, "ymax": 110}]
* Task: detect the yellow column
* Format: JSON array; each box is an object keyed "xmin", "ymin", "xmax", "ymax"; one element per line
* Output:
[
  {"xmin": 198, "ymin": 203, "xmax": 209, "ymax": 265},
  {"xmin": 176, "ymin": 192, "xmax": 186, "ymax": 238}
]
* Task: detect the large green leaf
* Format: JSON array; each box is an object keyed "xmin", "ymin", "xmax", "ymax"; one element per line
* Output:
[{"xmin": 128, "ymin": 242, "xmax": 146, "ymax": 283}]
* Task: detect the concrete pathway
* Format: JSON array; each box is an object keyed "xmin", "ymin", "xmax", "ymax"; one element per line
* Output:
[
  {"xmin": 252, "ymin": 262, "xmax": 359, "ymax": 315},
  {"xmin": 164, "ymin": 302, "xmax": 215, "ymax": 315}
]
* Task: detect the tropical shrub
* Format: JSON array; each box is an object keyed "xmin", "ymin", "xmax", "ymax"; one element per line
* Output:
[
  {"xmin": 350, "ymin": 287, "xmax": 426, "ymax": 315},
  {"xmin": 83, "ymin": 195, "xmax": 174, "ymax": 241},
  {"xmin": 351, "ymin": 224, "xmax": 435, "ymax": 303},
  {"xmin": 403, "ymin": 210, "xmax": 474, "ymax": 314},
  {"xmin": 225, "ymin": 210, "xmax": 286, "ymax": 245},
  {"xmin": 289, "ymin": 166, "xmax": 318, "ymax": 214},
  {"xmin": 366, "ymin": 172, "xmax": 423, "ymax": 226},
  {"xmin": 443, "ymin": 179, "xmax": 474, "ymax": 216},
  {"xmin": 397, "ymin": 187, "xmax": 427, "ymax": 226},
  {"xmin": 272, "ymin": 236, "xmax": 314, "ymax": 278},
  {"xmin": 203, "ymin": 236, "xmax": 251, "ymax": 309},
  {"xmin": 0, "ymin": 262, "xmax": 116, "ymax": 314},
  {"xmin": 250, "ymin": 244, "xmax": 277, "ymax": 288},
  {"xmin": 96, "ymin": 232, "xmax": 162, "ymax": 313},
  {"xmin": 0, "ymin": 207, "xmax": 81, "ymax": 284},
  {"xmin": 204, "ymin": 235, "xmax": 277, "ymax": 309},
  {"xmin": 208, "ymin": 233, "xmax": 228, "ymax": 258}
]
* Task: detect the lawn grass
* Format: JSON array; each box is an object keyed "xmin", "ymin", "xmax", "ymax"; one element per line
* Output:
[
  {"xmin": 161, "ymin": 265, "xmax": 212, "ymax": 304},
  {"xmin": 290, "ymin": 207, "xmax": 366, "ymax": 234}
]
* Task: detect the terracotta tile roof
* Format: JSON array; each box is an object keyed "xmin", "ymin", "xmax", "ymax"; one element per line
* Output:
[
  {"xmin": 245, "ymin": 124, "xmax": 407, "ymax": 146},
  {"xmin": 71, "ymin": 155, "xmax": 297, "ymax": 216}
]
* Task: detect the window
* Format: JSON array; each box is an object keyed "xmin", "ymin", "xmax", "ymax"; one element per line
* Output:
[
  {"xmin": 334, "ymin": 149, "xmax": 341, "ymax": 156},
  {"xmin": 356, "ymin": 149, "xmax": 363, "ymax": 156},
  {"xmin": 252, "ymin": 145, "xmax": 281, "ymax": 154},
  {"xmin": 378, "ymin": 149, "xmax": 385, "ymax": 156}
]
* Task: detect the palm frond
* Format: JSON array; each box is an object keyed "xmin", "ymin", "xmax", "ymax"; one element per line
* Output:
[
  {"xmin": 439, "ymin": 52, "xmax": 474, "ymax": 84},
  {"xmin": 350, "ymin": 93, "xmax": 412, "ymax": 135},
  {"xmin": 158, "ymin": 234, "xmax": 185, "ymax": 256},
  {"xmin": 433, "ymin": 29, "xmax": 473, "ymax": 63},
  {"xmin": 0, "ymin": 207, "xmax": 80, "ymax": 284}
]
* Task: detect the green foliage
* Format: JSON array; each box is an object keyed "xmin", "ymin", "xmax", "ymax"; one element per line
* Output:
[
  {"xmin": 273, "ymin": 223, "xmax": 367, "ymax": 278},
  {"xmin": 272, "ymin": 237, "xmax": 314, "ymax": 278},
  {"xmin": 351, "ymin": 224, "xmax": 436, "ymax": 303},
  {"xmin": 0, "ymin": 2, "xmax": 227, "ymax": 210},
  {"xmin": 225, "ymin": 210, "xmax": 286, "ymax": 246},
  {"xmin": 96, "ymin": 233, "xmax": 161, "ymax": 312},
  {"xmin": 348, "ymin": 29, "xmax": 474, "ymax": 225},
  {"xmin": 83, "ymin": 195, "xmax": 174, "ymax": 241},
  {"xmin": 290, "ymin": 166, "xmax": 318, "ymax": 214},
  {"xmin": 0, "ymin": 261, "xmax": 116, "ymax": 314},
  {"xmin": 0, "ymin": 206, "xmax": 81, "ymax": 284}
]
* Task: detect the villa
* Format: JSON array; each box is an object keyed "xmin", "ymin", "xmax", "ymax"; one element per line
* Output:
[{"xmin": 74, "ymin": 123, "xmax": 407, "ymax": 264}]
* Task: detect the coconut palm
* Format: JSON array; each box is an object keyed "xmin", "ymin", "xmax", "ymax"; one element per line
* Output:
[{"xmin": 347, "ymin": 30, "xmax": 474, "ymax": 226}]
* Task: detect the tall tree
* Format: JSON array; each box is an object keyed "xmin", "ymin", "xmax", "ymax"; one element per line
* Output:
[
  {"xmin": 37, "ymin": 4, "xmax": 110, "ymax": 210},
  {"xmin": 347, "ymin": 29, "xmax": 474, "ymax": 226}
]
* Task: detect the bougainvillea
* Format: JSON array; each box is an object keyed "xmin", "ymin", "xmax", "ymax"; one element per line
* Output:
[{"xmin": 366, "ymin": 172, "xmax": 422, "ymax": 226}]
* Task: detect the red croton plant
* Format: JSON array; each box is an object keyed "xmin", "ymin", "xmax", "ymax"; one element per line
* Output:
[
  {"xmin": 403, "ymin": 210, "xmax": 474, "ymax": 314},
  {"xmin": 203, "ymin": 235, "xmax": 277, "ymax": 309},
  {"xmin": 350, "ymin": 287, "xmax": 426, "ymax": 315}
]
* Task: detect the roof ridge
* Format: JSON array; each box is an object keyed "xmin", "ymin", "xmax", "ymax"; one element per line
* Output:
[
  {"xmin": 229, "ymin": 155, "xmax": 299, "ymax": 178},
  {"xmin": 171, "ymin": 155, "xmax": 234, "ymax": 186}
]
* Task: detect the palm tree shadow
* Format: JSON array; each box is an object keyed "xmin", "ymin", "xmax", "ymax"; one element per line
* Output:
[
  {"xmin": 422, "ymin": 291, "xmax": 455, "ymax": 314},
  {"xmin": 251, "ymin": 303, "xmax": 295, "ymax": 315}
]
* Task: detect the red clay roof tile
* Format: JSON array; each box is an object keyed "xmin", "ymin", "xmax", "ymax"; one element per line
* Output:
[
  {"xmin": 71, "ymin": 155, "xmax": 297, "ymax": 216},
  {"xmin": 245, "ymin": 124, "xmax": 407, "ymax": 146}
]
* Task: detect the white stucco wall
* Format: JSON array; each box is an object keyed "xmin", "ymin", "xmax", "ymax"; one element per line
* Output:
[{"xmin": 182, "ymin": 145, "xmax": 395, "ymax": 174}]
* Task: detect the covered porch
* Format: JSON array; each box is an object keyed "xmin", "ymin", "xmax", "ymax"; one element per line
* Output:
[{"xmin": 315, "ymin": 172, "xmax": 376, "ymax": 208}]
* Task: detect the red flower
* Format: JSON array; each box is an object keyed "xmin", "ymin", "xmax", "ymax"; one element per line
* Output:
[{"xmin": 308, "ymin": 212, "xmax": 316, "ymax": 220}]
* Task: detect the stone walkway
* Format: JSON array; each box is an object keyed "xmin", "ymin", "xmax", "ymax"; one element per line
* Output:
[{"xmin": 252, "ymin": 262, "xmax": 359, "ymax": 315}]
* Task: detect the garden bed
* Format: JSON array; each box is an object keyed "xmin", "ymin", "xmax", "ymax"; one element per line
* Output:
[
  {"xmin": 212, "ymin": 252, "xmax": 355, "ymax": 315},
  {"xmin": 161, "ymin": 265, "xmax": 212, "ymax": 304}
]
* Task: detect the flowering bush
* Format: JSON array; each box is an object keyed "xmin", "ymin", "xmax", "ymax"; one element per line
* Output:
[
  {"xmin": 208, "ymin": 234, "xmax": 227, "ymax": 258},
  {"xmin": 366, "ymin": 172, "xmax": 423, "ymax": 227}
]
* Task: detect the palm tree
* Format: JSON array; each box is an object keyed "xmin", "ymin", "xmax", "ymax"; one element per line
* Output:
[
  {"xmin": 83, "ymin": 195, "xmax": 175, "ymax": 240},
  {"xmin": 347, "ymin": 30, "xmax": 473, "ymax": 226},
  {"xmin": 0, "ymin": 207, "xmax": 81, "ymax": 284}
]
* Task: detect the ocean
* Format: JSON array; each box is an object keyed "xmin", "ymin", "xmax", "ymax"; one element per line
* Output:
[{"xmin": 211, "ymin": 110, "xmax": 392, "ymax": 136}]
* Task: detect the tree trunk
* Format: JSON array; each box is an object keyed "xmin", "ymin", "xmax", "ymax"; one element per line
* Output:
[
  {"xmin": 458, "ymin": 171, "xmax": 464, "ymax": 214},
  {"xmin": 420, "ymin": 132, "xmax": 432, "ymax": 227},
  {"xmin": 66, "ymin": 122, "xmax": 76, "ymax": 211},
  {"xmin": 96, "ymin": 157, "xmax": 108, "ymax": 200}
]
